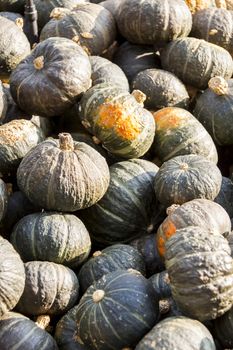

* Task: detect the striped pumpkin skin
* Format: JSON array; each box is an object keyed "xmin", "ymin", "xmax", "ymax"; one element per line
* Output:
[
  {"xmin": 10, "ymin": 212, "xmax": 91, "ymax": 268},
  {"xmin": 79, "ymin": 159, "xmax": 160, "ymax": 245},
  {"xmin": 152, "ymin": 107, "xmax": 218, "ymax": 164},
  {"xmin": 160, "ymin": 37, "xmax": 233, "ymax": 89},
  {"xmin": 116, "ymin": 0, "xmax": 192, "ymax": 45},
  {"xmin": 16, "ymin": 261, "xmax": 79, "ymax": 316},
  {"xmin": 156, "ymin": 198, "xmax": 232, "ymax": 258},
  {"xmin": 79, "ymin": 84, "xmax": 155, "ymax": 158},
  {"xmin": 0, "ymin": 312, "xmax": 58, "ymax": 350},
  {"xmin": 76, "ymin": 270, "xmax": 159, "ymax": 349},
  {"xmin": 0, "ymin": 179, "xmax": 7, "ymax": 223},
  {"xmin": 214, "ymin": 177, "xmax": 233, "ymax": 219},
  {"xmin": 149, "ymin": 270, "xmax": 171, "ymax": 299},
  {"xmin": 154, "ymin": 154, "xmax": 222, "ymax": 207},
  {"xmin": 40, "ymin": 3, "xmax": 116, "ymax": 56},
  {"xmin": 0, "ymin": 81, "xmax": 8, "ymax": 122}
]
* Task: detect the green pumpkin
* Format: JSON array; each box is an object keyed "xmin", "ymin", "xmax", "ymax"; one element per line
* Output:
[{"xmin": 149, "ymin": 270, "xmax": 171, "ymax": 299}]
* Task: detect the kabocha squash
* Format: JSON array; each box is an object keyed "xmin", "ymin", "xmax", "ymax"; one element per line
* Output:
[
  {"xmin": 160, "ymin": 37, "xmax": 233, "ymax": 90},
  {"xmin": 0, "ymin": 312, "xmax": 58, "ymax": 350},
  {"xmin": 76, "ymin": 269, "xmax": 159, "ymax": 349},
  {"xmin": 0, "ymin": 179, "xmax": 7, "ymax": 223},
  {"xmin": 0, "ymin": 11, "xmax": 24, "ymax": 28},
  {"xmin": 79, "ymin": 159, "xmax": 161, "ymax": 245},
  {"xmin": 156, "ymin": 198, "xmax": 231, "ymax": 258},
  {"xmin": 78, "ymin": 244, "xmax": 146, "ymax": 292},
  {"xmin": 214, "ymin": 177, "xmax": 233, "ymax": 219},
  {"xmin": 193, "ymin": 77, "xmax": 233, "ymax": 145},
  {"xmin": 149, "ymin": 270, "xmax": 171, "ymax": 299},
  {"xmin": 0, "ymin": 236, "xmax": 25, "ymax": 317},
  {"xmin": 165, "ymin": 226, "xmax": 233, "ymax": 320},
  {"xmin": 17, "ymin": 133, "xmax": 110, "ymax": 212},
  {"xmin": 79, "ymin": 84, "xmax": 155, "ymax": 158},
  {"xmin": 116, "ymin": 0, "xmax": 192, "ymax": 45},
  {"xmin": 214, "ymin": 305, "xmax": 233, "ymax": 348},
  {"xmin": 40, "ymin": 4, "xmax": 116, "ymax": 56},
  {"xmin": 132, "ymin": 69, "xmax": 189, "ymax": 110},
  {"xmin": 100, "ymin": 0, "xmax": 123, "ymax": 17},
  {"xmin": 10, "ymin": 37, "xmax": 92, "ymax": 117},
  {"xmin": 154, "ymin": 154, "xmax": 222, "ymax": 207},
  {"xmin": 152, "ymin": 107, "xmax": 218, "ymax": 164},
  {"xmin": 11, "ymin": 212, "xmax": 91, "ymax": 268},
  {"xmin": 0, "ymin": 82, "xmax": 7, "ymax": 122},
  {"xmin": 16, "ymin": 261, "xmax": 79, "ymax": 316},
  {"xmin": 135, "ymin": 316, "xmax": 216, "ymax": 350},
  {"xmin": 0, "ymin": 16, "xmax": 30, "ymax": 81}
]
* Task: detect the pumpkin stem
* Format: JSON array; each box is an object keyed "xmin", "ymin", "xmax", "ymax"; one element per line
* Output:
[
  {"xmin": 127, "ymin": 268, "xmax": 141, "ymax": 275},
  {"xmin": 15, "ymin": 17, "xmax": 24, "ymax": 29},
  {"xmin": 93, "ymin": 250, "xmax": 102, "ymax": 257},
  {"xmin": 59, "ymin": 133, "xmax": 74, "ymax": 151},
  {"xmin": 208, "ymin": 76, "xmax": 228, "ymax": 95},
  {"xmin": 180, "ymin": 163, "xmax": 189, "ymax": 171},
  {"xmin": 33, "ymin": 56, "xmax": 44, "ymax": 70},
  {"xmin": 92, "ymin": 290, "xmax": 105, "ymax": 303},
  {"xmin": 35, "ymin": 315, "xmax": 50, "ymax": 330},
  {"xmin": 50, "ymin": 7, "xmax": 70, "ymax": 19},
  {"xmin": 131, "ymin": 90, "xmax": 146, "ymax": 106},
  {"xmin": 166, "ymin": 204, "xmax": 180, "ymax": 216}
]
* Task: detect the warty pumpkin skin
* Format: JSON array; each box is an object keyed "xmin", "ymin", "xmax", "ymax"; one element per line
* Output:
[
  {"xmin": 135, "ymin": 316, "xmax": 216, "ymax": 350},
  {"xmin": 10, "ymin": 37, "xmax": 92, "ymax": 117},
  {"xmin": 76, "ymin": 269, "xmax": 159, "ymax": 349},
  {"xmin": 16, "ymin": 261, "xmax": 79, "ymax": 316},
  {"xmin": 214, "ymin": 176, "xmax": 233, "ymax": 218},
  {"xmin": 79, "ymin": 83, "xmax": 155, "ymax": 158},
  {"xmin": 17, "ymin": 133, "xmax": 110, "ymax": 212},
  {"xmin": 160, "ymin": 37, "xmax": 233, "ymax": 90},
  {"xmin": 0, "ymin": 236, "xmax": 25, "ymax": 317},
  {"xmin": 184, "ymin": 0, "xmax": 219, "ymax": 13},
  {"xmin": 165, "ymin": 226, "xmax": 233, "ymax": 321},
  {"xmin": 152, "ymin": 107, "xmax": 218, "ymax": 164}
]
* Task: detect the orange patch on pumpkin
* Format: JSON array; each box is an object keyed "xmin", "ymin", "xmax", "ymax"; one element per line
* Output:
[
  {"xmin": 153, "ymin": 107, "xmax": 188, "ymax": 131},
  {"xmin": 157, "ymin": 220, "xmax": 177, "ymax": 257}
]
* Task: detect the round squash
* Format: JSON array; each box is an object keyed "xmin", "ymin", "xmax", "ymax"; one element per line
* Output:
[
  {"xmin": 40, "ymin": 3, "xmax": 116, "ymax": 56},
  {"xmin": 165, "ymin": 226, "xmax": 233, "ymax": 321},
  {"xmin": 78, "ymin": 244, "xmax": 146, "ymax": 292},
  {"xmin": 79, "ymin": 83, "xmax": 155, "ymax": 158},
  {"xmin": 160, "ymin": 37, "xmax": 233, "ymax": 90},
  {"xmin": 135, "ymin": 316, "xmax": 216, "ymax": 350},
  {"xmin": 214, "ymin": 176, "xmax": 233, "ymax": 219},
  {"xmin": 11, "ymin": 211, "xmax": 91, "ymax": 268},
  {"xmin": 149, "ymin": 270, "xmax": 171, "ymax": 299},
  {"xmin": 0, "ymin": 236, "xmax": 25, "ymax": 317},
  {"xmin": 100, "ymin": 0, "xmax": 124, "ymax": 17},
  {"xmin": 152, "ymin": 107, "xmax": 218, "ymax": 164},
  {"xmin": 17, "ymin": 133, "xmax": 110, "ymax": 212},
  {"xmin": 16, "ymin": 261, "xmax": 79, "ymax": 316},
  {"xmin": 154, "ymin": 154, "xmax": 222, "ymax": 207},
  {"xmin": 76, "ymin": 269, "xmax": 159, "ymax": 349},
  {"xmin": 116, "ymin": 0, "xmax": 192, "ymax": 45},
  {"xmin": 10, "ymin": 37, "xmax": 92, "ymax": 117},
  {"xmin": 0, "ymin": 11, "xmax": 24, "ymax": 28}
]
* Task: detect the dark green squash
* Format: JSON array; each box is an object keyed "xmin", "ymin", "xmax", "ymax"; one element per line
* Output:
[
  {"xmin": 165, "ymin": 226, "xmax": 233, "ymax": 321},
  {"xmin": 17, "ymin": 133, "xmax": 110, "ymax": 212},
  {"xmin": 0, "ymin": 312, "xmax": 58, "ymax": 350},
  {"xmin": 16, "ymin": 261, "xmax": 79, "ymax": 316},
  {"xmin": 149, "ymin": 270, "xmax": 171, "ymax": 299},
  {"xmin": 0, "ymin": 236, "xmax": 25, "ymax": 317},
  {"xmin": 0, "ymin": 82, "xmax": 7, "ymax": 122},
  {"xmin": 154, "ymin": 154, "xmax": 222, "ymax": 207},
  {"xmin": 76, "ymin": 269, "xmax": 159, "ymax": 349},
  {"xmin": 79, "ymin": 83, "xmax": 155, "ymax": 158},
  {"xmin": 160, "ymin": 37, "xmax": 233, "ymax": 89},
  {"xmin": 0, "ymin": 11, "xmax": 23, "ymax": 28},
  {"xmin": 0, "ymin": 179, "xmax": 8, "ymax": 223},
  {"xmin": 116, "ymin": 0, "xmax": 192, "ymax": 45},
  {"xmin": 11, "ymin": 211, "xmax": 91, "ymax": 268},
  {"xmin": 10, "ymin": 37, "xmax": 92, "ymax": 117},
  {"xmin": 78, "ymin": 244, "xmax": 146, "ymax": 292},
  {"xmin": 135, "ymin": 316, "xmax": 216, "ymax": 350},
  {"xmin": 214, "ymin": 176, "xmax": 233, "ymax": 219},
  {"xmin": 214, "ymin": 305, "xmax": 233, "ymax": 348}
]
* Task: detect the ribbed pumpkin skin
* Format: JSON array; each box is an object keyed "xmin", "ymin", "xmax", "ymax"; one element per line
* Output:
[
  {"xmin": 154, "ymin": 154, "xmax": 222, "ymax": 207},
  {"xmin": 10, "ymin": 37, "xmax": 91, "ymax": 117},
  {"xmin": 193, "ymin": 79, "xmax": 233, "ymax": 145},
  {"xmin": 79, "ymin": 159, "xmax": 160, "ymax": 245},
  {"xmin": 17, "ymin": 136, "xmax": 110, "ymax": 212},
  {"xmin": 76, "ymin": 270, "xmax": 159, "ymax": 349},
  {"xmin": 40, "ymin": 4, "xmax": 116, "ymax": 56},
  {"xmin": 214, "ymin": 306, "xmax": 233, "ymax": 348},
  {"xmin": 0, "ymin": 312, "xmax": 58, "ymax": 350},
  {"xmin": 160, "ymin": 37, "xmax": 233, "ymax": 89},
  {"xmin": 0, "ymin": 0, "xmax": 25, "ymax": 13},
  {"xmin": 78, "ymin": 244, "xmax": 146, "ymax": 292},
  {"xmin": 79, "ymin": 84, "xmax": 155, "ymax": 158},
  {"xmin": 116, "ymin": 0, "xmax": 192, "ymax": 45},
  {"xmin": 152, "ymin": 107, "xmax": 218, "ymax": 164},
  {"xmin": 0, "ymin": 236, "xmax": 25, "ymax": 317},
  {"xmin": 214, "ymin": 177, "xmax": 233, "ymax": 218},
  {"xmin": 165, "ymin": 227, "xmax": 233, "ymax": 321},
  {"xmin": 90, "ymin": 56, "xmax": 129, "ymax": 91},
  {"xmin": 135, "ymin": 316, "xmax": 216, "ymax": 350},
  {"xmin": 11, "ymin": 212, "xmax": 91, "ymax": 268},
  {"xmin": 0, "ymin": 179, "xmax": 8, "ymax": 223},
  {"xmin": 0, "ymin": 17, "xmax": 30, "ymax": 81},
  {"xmin": 17, "ymin": 261, "xmax": 79, "ymax": 316},
  {"xmin": 149, "ymin": 270, "xmax": 171, "ymax": 299},
  {"xmin": 156, "ymin": 199, "xmax": 231, "ymax": 258},
  {"xmin": 132, "ymin": 69, "xmax": 189, "ymax": 110}
]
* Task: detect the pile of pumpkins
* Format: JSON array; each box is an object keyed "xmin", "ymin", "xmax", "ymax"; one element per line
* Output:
[{"xmin": 1, "ymin": 0, "xmax": 233, "ymax": 349}]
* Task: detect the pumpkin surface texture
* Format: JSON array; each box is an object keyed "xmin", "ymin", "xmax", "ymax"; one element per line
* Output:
[
  {"xmin": 0, "ymin": 179, "xmax": 8, "ymax": 223},
  {"xmin": 214, "ymin": 305, "xmax": 233, "ymax": 348}
]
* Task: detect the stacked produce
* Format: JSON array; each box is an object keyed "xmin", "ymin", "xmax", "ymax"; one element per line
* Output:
[{"xmin": 1, "ymin": 0, "xmax": 233, "ymax": 349}]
